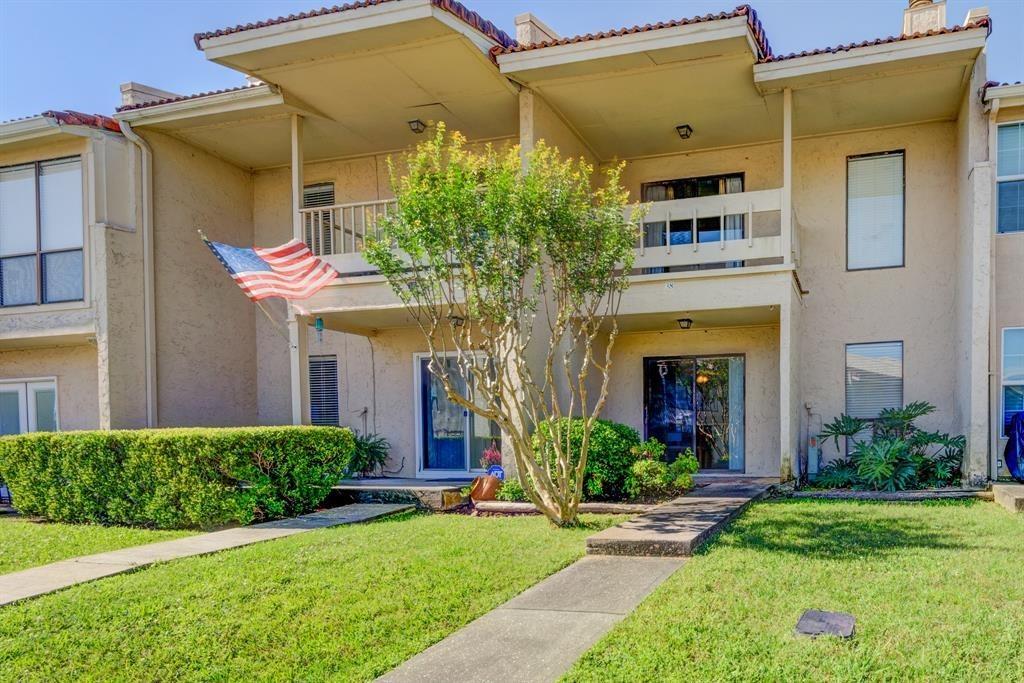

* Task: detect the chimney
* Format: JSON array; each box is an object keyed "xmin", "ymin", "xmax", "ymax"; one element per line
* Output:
[
  {"xmin": 903, "ymin": 0, "xmax": 946, "ymax": 35},
  {"xmin": 244, "ymin": 75, "xmax": 265, "ymax": 86},
  {"xmin": 120, "ymin": 82, "xmax": 181, "ymax": 107},
  {"xmin": 514, "ymin": 12, "xmax": 559, "ymax": 45}
]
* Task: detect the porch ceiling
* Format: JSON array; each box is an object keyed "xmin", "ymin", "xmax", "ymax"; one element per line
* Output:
[{"xmin": 614, "ymin": 305, "xmax": 780, "ymax": 334}]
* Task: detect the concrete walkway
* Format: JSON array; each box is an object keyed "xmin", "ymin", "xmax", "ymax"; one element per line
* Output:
[
  {"xmin": 586, "ymin": 482, "xmax": 771, "ymax": 556},
  {"xmin": 0, "ymin": 504, "xmax": 411, "ymax": 606},
  {"xmin": 378, "ymin": 555, "xmax": 683, "ymax": 683}
]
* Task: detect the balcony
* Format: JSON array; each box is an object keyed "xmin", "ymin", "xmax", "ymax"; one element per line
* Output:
[{"xmin": 299, "ymin": 199, "xmax": 396, "ymax": 276}]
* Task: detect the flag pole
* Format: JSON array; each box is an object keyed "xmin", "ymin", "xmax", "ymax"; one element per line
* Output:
[{"xmin": 198, "ymin": 229, "xmax": 289, "ymax": 341}]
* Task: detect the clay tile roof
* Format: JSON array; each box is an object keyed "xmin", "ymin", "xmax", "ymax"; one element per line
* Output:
[
  {"xmin": 758, "ymin": 16, "xmax": 991, "ymax": 63},
  {"xmin": 193, "ymin": 0, "xmax": 516, "ymax": 50},
  {"xmin": 115, "ymin": 83, "xmax": 267, "ymax": 113},
  {"xmin": 40, "ymin": 110, "xmax": 122, "ymax": 133},
  {"xmin": 492, "ymin": 5, "xmax": 772, "ymax": 61}
]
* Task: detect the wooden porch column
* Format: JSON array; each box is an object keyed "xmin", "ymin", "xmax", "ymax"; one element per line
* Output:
[{"xmin": 781, "ymin": 87, "xmax": 793, "ymax": 265}]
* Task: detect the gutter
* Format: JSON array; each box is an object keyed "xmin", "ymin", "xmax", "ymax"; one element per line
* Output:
[{"xmin": 117, "ymin": 121, "xmax": 158, "ymax": 428}]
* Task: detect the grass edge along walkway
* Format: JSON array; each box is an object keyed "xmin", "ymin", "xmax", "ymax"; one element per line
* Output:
[{"xmin": 0, "ymin": 504, "xmax": 412, "ymax": 606}]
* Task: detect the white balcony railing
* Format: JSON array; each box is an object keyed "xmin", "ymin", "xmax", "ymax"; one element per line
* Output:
[
  {"xmin": 300, "ymin": 199, "xmax": 397, "ymax": 258},
  {"xmin": 627, "ymin": 188, "xmax": 785, "ymax": 271}
]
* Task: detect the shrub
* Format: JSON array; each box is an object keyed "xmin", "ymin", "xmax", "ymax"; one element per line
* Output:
[
  {"xmin": 532, "ymin": 418, "xmax": 640, "ymax": 501},
  {"xmin": 495, "ymin": 479, "xmax": 529, "ymax": 502},
  {"xmin": 625, "ymin": 447, "xmax": 698, "ymax": 500},
  {"xmin": 815, "ymin": 401, "xmax": 964, "ymax": 491},
  {"xmin": 0, "ymin": 426, "xmax": 354, "ymax": 529},
  {"xmin": 349, "ymin": 432, "xmax": 390, "ymax": 477}
]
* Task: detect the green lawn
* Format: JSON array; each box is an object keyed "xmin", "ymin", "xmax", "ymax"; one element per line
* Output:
[
  {"xmin": 566, "ymin": 499, "xmax": 1024, "ymax": 682},
  {"xmin": 0, "ymin": 515, "xmax": 194, "ymax": 575},
  {"xmin": 0, "ymin": 511, "xmax": 620, "ymax": 682}
]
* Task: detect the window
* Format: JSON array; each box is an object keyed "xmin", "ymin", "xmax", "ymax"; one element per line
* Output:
[
  {"xmin": 1003, "ymin": 328, "xmax": 1024, "ymax": 436},
  {"xmin": 309, "ymin": 354, "xmax": 339, "ymax": 426},
  {"xmin": 0, "ymin": 157, "xmax": 84, "ymax": 307},
  {"xmin": 0, "ymin": 380, "xmax": 58, "ymax": 435},
  {"xmin": 847, "ymin": 151, "xmax": 904, "ymax": 270},
  {"xmin": 640, "ymin": 172, "xmax": 745, "ymax": 273},
  {"xmin": 846, "ymin": 342, "xmax": 903, "ymax": 419},
  {"xmin": 303, "ymin": 182, "xmax": 335, "ymax": 255},
  {"xmin": 997, "ymin": 122, "xmax": 1024, "ymax": 234}
]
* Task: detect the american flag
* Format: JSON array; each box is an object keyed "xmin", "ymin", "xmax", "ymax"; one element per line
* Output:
[{"xmin": 203, "ymin": 238, "xmax": 338, "ymax": 301}]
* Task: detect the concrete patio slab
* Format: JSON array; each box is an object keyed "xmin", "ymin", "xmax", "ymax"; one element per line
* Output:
[
  {"xmin": 586, "ymin": 482, "xmax": 771, "ymax": 557},
  {"xmin": 993, "ymin": 483, "xmax": 1024, "ymax": 513},
  {"xmin": 378, "ymin": 555, "xmax": 683, "ymax": 683},
  {"xmin": 0, "ymin": 503, "xmax": 412, "ymax": 607}
]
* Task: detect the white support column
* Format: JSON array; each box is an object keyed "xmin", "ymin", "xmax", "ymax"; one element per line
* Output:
[
  {"xmin": 290, "ymin": 114, "xmax": 304, "ymax": 241},
  {"xmin": 289, "ymin": 314, "xmax": 310, "ymax": 425},
  {"xmin": 779, "ymin": 286, "xmax": 802, "ymax": 482},
  {"xmin": 781, "ymin": 87, "xmax": 793, "ymax": 265}
]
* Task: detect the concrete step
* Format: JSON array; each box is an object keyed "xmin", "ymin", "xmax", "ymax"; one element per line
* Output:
[
  {"xmin": 993, "ymin": 483, "xmax": 1024, "ymax": 513},
  {"xmin": 585, "ymin": 483, "xmax": 770, "ymax": 557}
]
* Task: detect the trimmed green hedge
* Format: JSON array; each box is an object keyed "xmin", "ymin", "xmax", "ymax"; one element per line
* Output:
[{"xmin": 0, "ymin": 427, "xmax": 354, "ymax": 529}]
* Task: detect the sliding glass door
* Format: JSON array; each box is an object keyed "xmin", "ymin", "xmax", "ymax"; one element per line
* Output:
[
  {"xmin": 417, "ymin": 355, "xmax": 501, "ymax": 476},
  {"xmin": 643, "ymin": 356, "xmax": 745, "ymax": 470}
]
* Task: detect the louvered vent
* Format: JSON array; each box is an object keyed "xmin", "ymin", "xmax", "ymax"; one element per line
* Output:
[
  {"xmin": 303, "ymin": 182, "xmax": 335, "ymax": 255},
  {"xmin": 309, "ymin": 354, "xmax": 340, "ymax": 426}
]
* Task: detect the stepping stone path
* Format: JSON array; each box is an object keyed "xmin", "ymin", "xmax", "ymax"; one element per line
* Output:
[{"xmin": 0, "ymin": 504, "xmax": 412, "ymax": 606}]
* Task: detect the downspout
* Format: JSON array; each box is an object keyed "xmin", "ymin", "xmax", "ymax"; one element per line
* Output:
[{"xmin": 118, "ymin": 121, "xmax": 158, "ymax": 428}]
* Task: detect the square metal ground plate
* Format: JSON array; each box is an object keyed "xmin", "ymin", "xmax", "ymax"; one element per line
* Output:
[{"xmin": 795, "ymin": 609, "xmax": 855, "ymax": 638}]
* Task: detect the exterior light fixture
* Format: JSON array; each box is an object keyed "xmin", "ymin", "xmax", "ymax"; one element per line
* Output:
[
  {"xmin": 448, "ymin": 314, "xmax": 465, "ymax": 327},
  {"xmin": 408, "ymin": 119, "xmax": 427, "ymax": 134},
  {"xmin": 677, "ymin": 317, "xmax": 693, "ymax": 330},
  {"xmin": 696, "ymin": 373, "xmax": 710, "ymax": 385},
  {"xmin": 675, "ymin": 124, "xmax": 693, "ymax": 140}
]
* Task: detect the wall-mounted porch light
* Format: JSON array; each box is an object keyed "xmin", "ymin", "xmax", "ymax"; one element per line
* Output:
[
  {"xmin": 676, "ymin": 317, "xmax": 693, "ymax": 330},
  {"xmin": 675, "ymin": 124, "xmax": 693, "ymax": 140},
  {"xmin": 408, "ymin": 119, "xmax": 428, "ymax": 134}
]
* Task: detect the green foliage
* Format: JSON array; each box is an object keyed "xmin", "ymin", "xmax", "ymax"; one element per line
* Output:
[
  {"xmin": 349, "ymin": 432, "xmax": 390, "ymax": 477},
  {"xmin": 495, "ymin": 479, "xmax": 529, "ymax": 502},
  {"xmin": 532, "ymin": 419, "xmax": 641, "ymax": 501},
  {"xmin": 0, "ymin": 427, "xmax": 354, "ymax": 529},
  {"xmin": 815, "ymin": 401, "xmax": 964, "ymax": 491},
  {"xmin": 625, "ymin": 448, "xmax": 698, "ymax": 500},
  {"xmin": 630, "ymin": 438, "xmax": 666, "ymax": 460}
]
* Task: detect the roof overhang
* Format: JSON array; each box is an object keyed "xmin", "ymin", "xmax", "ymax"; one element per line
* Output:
[
  {"xmin": 985, "ymin": 83, "xmax": 1024, "ymax": 109},
  {"xmin": 754, "ymin": 27, "xmax": 987, "ymax": 136},
  {"xmin": 497, "ymin": 15, "xmax": 759, "ymax": 83},
  {"xmin": 1, "ymin": 112, "xmax": 120, "ymax": 152}
]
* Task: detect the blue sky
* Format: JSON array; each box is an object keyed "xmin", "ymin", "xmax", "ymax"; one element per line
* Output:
[{"xmin": 1, "ymin": 0, "xmax": 1021, "ymax": 121}]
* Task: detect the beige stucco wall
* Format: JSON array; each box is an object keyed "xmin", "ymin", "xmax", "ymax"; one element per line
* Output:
[
  {"xmin": 794, "ymin": 121, "xmax": 962, "ymax": 464},
  {"xmin": 0, "ymin": 344, "xmax": 100, "ymax": 431},
  {"xmin": 603, "ymin": 325, "xmax": 781, "ymax": 476},
  {"xmin": 145, "ymin": 131, "xmax": 257, "ymax": 427}
]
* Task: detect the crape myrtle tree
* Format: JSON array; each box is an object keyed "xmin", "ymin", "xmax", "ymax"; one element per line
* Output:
[{"xmin": 364, "ymin": 126, "xmax": 643, "ymax": 526}]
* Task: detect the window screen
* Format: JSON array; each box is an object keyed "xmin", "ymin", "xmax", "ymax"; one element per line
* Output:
[
  {"xmin": 309, "ymin": 354, "xmax": 340, "ymax": 426},
  {"xmin": 846, "ymin": 341, "xmax": 903, "ymax": 418},
  {"xmin": 1004, "ymin": 328, "xmax": 1024, "ymax": 435},
  {"xmin": 303, "ymin": 183, "xmax": 335, "ymax": 208},
  {"xmin": 997, "ymin": 123, "xmax": 1024, "ymax": 234},
  {"xmin": 847, "ymin": 152, "xmax": 904, "ymax": 269}
]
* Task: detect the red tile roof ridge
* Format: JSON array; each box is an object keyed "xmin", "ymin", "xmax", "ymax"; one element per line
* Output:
[
  {"xmin": 193, "ymin": 0, "xmax": 516, "ymax": 50},
  {"xmin": 759, "ymin": 16, "xmax": 991, "ymax": 63},
  {"xmin": 40, "ymin": 110, "xmax": 122, "ymax": 134},
  {"xmin": 491, "ymin": 5, "xmax": 771, "ymax": 61},
  {"xmin": 115, "ymin": 83, "xmax": 268, "ymax": 113}
]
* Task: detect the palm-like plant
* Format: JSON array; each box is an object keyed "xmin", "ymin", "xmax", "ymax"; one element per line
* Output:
[{"xmin": 820, "ymin": 414, "xmax": 869, "ymax": 454}]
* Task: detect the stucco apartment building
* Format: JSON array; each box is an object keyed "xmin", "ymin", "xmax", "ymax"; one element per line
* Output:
[{"xmin": 0, "ymin": 0, "xmax": 1021, "ymax": 486}]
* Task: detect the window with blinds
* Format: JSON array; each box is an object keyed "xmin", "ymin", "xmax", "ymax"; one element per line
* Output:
[
  {"xmin": 303, "ymin": 182, "xmax": 335, "ymax": 255},
  {"xmin": 846, "ymin": 341, "xmax": 903, "ymax": 419},
  {"xmin": 309, "ymin": 355, "xmax": 340, "ymax": 426},
  {"xmin": 997, "ymin": 122, "xmax": 1024, "ymax": 234},
  {"xmin": 847, "ymin": 151, "xmax": 904, "ymax": 270}
]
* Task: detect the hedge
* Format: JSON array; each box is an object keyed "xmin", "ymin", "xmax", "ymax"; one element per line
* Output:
[
  {"xmin": 0, "ymin": 426, "xmax": 354, "ymax": 529},
  {"xmin": 532, "ymin": 418, "xmax": 641, "ymax": 501}
]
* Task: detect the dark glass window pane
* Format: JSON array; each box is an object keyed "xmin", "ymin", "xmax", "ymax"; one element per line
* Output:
[
  {"xmin": 42, "ymin": 250, "xmax": 83, "ymax": 303},
  {"xmin": 998, "ymin": 180, "xmax": 1023, "ymax": 234},
  {"xmin": 1005, "ymin": 385, "xmax": 1024, "ymax": 437},
  {"xmin": 0, "ymin": 255, "xmax": 37, "ymax": 306}
]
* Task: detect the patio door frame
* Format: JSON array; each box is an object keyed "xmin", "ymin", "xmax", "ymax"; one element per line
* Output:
[
  {"xmin": 0, "ymin": 377, "xmax": 59, "ymax": 435},
  {"xmin": 413, "ymin": 351, "xmax": 491, "ymax": 479},
  {"xmin": 642, "ymin": 354, "xmax": 746, "ymax": 473}
]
